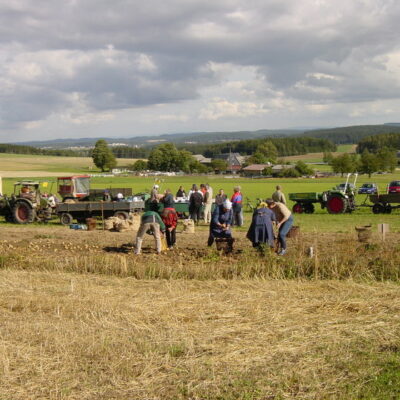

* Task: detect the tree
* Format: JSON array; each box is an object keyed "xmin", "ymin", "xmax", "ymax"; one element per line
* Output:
[
  {"xmin": 331, "ymin": 153, "xmax": 359, "ymax": 176},
  {"xmin": 91, "ymin": 140, "xmax": 117, "ymax": 172},
  {"xmin": 247, "ymin": 152, "xmax": 267, "ymax": 164},
  {"xmin": 376, "ymin": 147, "xmax": 398, "ymax": 172},
  {"xmin": 295, "ymin": 161, "xmax": 314, "ymax": 176},
  {"xmin": 256, "ymin": 141, "xmax": 278, "ymax": 163},
  {"xmin": 131, "ymin": 159, "xmax": 148, "ymax": 171},
  {"xmin": 211, "ymin": 158, "xmax": 228, "ymax": 173},
  {"xmin": 147, "ymin": 143, "xmax": 197, "ymax": 172},
  {"xmin": 359, "ymin": 149, "xmax": 379, "ymax": 178},
  {"xmin": 323, "ymin": 151, "xmax": 334, "ymax": 164}
]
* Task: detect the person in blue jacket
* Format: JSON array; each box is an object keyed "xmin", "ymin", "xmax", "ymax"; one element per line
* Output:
[
  {"xmin": 246, "ymin": 201, "xmax": 276, "ymax": 249},
  {"xmin": 207, "ymin": 200, "xmax": 234, "ymax": 246}
]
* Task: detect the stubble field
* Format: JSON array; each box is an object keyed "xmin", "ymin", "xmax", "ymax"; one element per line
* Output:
[{"xmin": 0, "ymin": 223, "xmax": 399, "ymax": 399}]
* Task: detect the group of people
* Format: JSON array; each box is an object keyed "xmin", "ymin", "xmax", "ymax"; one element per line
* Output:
[{"xmin": 134, "ymin": 183, "xmax": 293, "ymax": 256}]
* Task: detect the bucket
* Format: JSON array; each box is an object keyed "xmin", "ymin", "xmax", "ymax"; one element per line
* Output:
[
  {"xmin": 355, "ymin": 225, "xmax": 372, "ymax": 242},
  {"xmin": 86, "ymin": 218, "xmax": 97, "ymax": 231},
  {"xmin": 215, "ymin": 237, "xmax": 235, "ymax": 254},
  {"xmin": 287, "ymin": 225, "xmax": 300, "ymax": 238}
]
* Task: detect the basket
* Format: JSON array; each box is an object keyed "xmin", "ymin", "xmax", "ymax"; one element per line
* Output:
[
  {"xmin": 215, "ymin": 237, "xmax": 235, "ymax": 254},
  {"xmin": 355, "ymin": 225, "xmax": 372, "ymax": 242},
  {"xmin": 86, "ymin": 218, "xmax": 97, "ymax": 231},
  {"xmin": 286, "ymin": 225, "xmax": 300, "ymax": 238}
]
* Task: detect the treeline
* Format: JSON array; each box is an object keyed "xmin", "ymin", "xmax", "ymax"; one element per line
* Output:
[
  {"xmin": 179, "ymin": 137, "xmax": 336, "ymax": 158},
  {"xmin": 301, "ymin": 125, "xmax": 400, "ymax": 144},
  {"xmin": 0, "ymin": 143, "xmax": 81, "ymax": 157},
  {"xmin": 357, "ymin": 133, "xmax": 400, "ymax": 153}
]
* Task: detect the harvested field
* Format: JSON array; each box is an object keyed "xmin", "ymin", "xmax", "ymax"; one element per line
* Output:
[
  {"xmin": 0, "ymin": 225, "xmax": 399, "ymax": 281},
  {"xmin": 0, "ymin": 225, "xmax": 399, "ymax": 399}
]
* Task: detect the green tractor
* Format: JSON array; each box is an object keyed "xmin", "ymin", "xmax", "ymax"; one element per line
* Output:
[
  {"xmin": 0, "ymin": 181, "xmax": 53, "ymax": 224},
  {"xmin": 289, "ymin": 174, "xmax": 358, "ymax": 214}
]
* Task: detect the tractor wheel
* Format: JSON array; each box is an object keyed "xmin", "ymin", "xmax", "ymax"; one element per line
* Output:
[
  {"xmin": 114, "ymin": 211, "xmax": 129, "ymax": 220},
  {"xmin": 12, "ymin": 201, "xmax": 35, "ymax": 224},
  {"xmin": 60, "ymin": 213, "xmax": 73, "ymax": 225},
  {"xmin": 372, "ymin": 203, "xmax": 384, "ymax": 214},
  {"xmin": 292, "ymin": 203, "xmax": 304, "ymax": 213},
  {"xmin": 326, "ymin": 195, "xmax": 347, "ymax": 214},
  {"xmin": 384, "ymin": 204, "xmax": 392, "ymax": 214},
  {"xmin": 304, "ymin": 203, "xmax": 315, "ymax": 214}
]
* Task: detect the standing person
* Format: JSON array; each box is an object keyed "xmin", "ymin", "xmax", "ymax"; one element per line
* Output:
[
  {"xmin": 203, "ymin": 184, "xmax": 213, "ymax": 224},
  {"xmin": 134, "ymin": 210, "xmax": 166, "ymax": 255},
  {"xmin": 207, "ymin": 200, "xmax": 233, "ymax": 246},
  {"xmin": 215, "ymin": 189, "xmax": 227, "ymax": 206},
  {"xmin": 160, "ymin": 193, "xmax": 178, "ymax": 249},
  {"xmin": 265, "ymin": 198, "xmax": 293, "ymax": 256},
  {"xmin": 272, "ymin": 185, "xmax": 286, "ymax": 205},
  {"xmin": 176, "ymin": 186, "xmax": 186, "ymax": 198},
  {"xmin": 246, "ymin": 202, "xmax": 276, "ymax": 250},
  {"xmin": 161, "ymin": 188, "xmax": 174, "ymax": 208},
  {"xmin": 189, "ymin": 185, "xmax": 203, "ymax": 225},
  {"xmin": 149, "ymin": 184, "xmax": 160, "ymax": 212},
  {"xmin": 231, "ymin": 186, "xmax": 243, "ymax": 226}
]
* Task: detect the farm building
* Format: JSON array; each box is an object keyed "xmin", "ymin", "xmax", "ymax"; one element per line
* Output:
[{"xmin": 242, "ymin": 163, "xmax": 272, "ymax": 177}]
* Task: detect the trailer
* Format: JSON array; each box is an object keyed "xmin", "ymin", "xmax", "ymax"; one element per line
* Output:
[
  {"xmin": 56, "ymin": 200, "xmax": 145, "ymax": 225},
  {"xmin": 369, "ymin": 193, "xmax": 400, "ymax": 214}
]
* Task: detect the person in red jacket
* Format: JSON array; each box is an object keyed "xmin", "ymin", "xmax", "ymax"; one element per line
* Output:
[
  {"xmin": 160, "ymin": 190, "xmax": 178, "ymax": 249},
  {"xmin": 231, "ymin": 186, "xmax": 243, "ymax": 226}
]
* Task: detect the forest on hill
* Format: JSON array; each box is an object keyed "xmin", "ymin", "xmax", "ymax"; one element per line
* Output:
[
  {"xmin": 357, "ymin": 132, "xmax": 400, "ymax": 153},
  {"xmin": 179, "ymin": 136, "xmax": 336, "ymax": 157},
  {"xmin": 301, "ymin": 124, "xmax": 400, "ymax": 144},
  {"xmin": 0, "ymin": 143, "xmax": 82, "ymax": 157}
]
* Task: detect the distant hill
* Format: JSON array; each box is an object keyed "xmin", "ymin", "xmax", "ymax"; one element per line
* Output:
[
  {"xmin": 301, "ymin": 125, "xmax": 400, "ymax": 144},
  {"xmin": 15, "ymin": 129, "xmax": 303, "ymax": 149}
]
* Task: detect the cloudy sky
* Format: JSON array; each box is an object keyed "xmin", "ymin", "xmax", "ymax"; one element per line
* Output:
[{"xmin": 1, "ymin": 0, "xmax": 400, "ymax": 142}]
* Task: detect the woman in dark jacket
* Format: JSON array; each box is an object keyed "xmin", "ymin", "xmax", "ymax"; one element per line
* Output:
[{"xmin": 246, "ymin": 202, "xmax": 276, "ymax": 249}]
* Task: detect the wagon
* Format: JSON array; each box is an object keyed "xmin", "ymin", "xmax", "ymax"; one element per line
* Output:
[
  {"xmin": 56, "ymin": 200, "xmax": 145, "ymax": 225},
  {"xmin": 288, "ymin": 192, "xmax": 324, "ymax": 214},
  {"xmin": 369, "ymin": 193, "xmax": 400, "ymax": 214}
]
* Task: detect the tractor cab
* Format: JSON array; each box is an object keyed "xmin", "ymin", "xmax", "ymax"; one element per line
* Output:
[{"xmin": 58, "ymin": 175, "xmax": 90, "ymax": 201}]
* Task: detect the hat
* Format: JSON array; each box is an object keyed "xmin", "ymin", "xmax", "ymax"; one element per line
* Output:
[{"xmin": 223, "ymin": 199, "xmax": 232, "ymax": 210}]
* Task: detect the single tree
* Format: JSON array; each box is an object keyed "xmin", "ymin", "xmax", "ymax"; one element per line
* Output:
[
  {"xmin": 359, "ymin": 149, "xmax": 379, "ymax": 178},
  {"xmin": 91, "ymin": 140, "xmax": 117, "ymax": 172},
  {"xmin": 131, "ymin": 159, "xmax": 148, "ymax": 171}
]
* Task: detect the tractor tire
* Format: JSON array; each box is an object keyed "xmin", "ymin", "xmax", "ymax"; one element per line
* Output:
[
  {"xmin": 384, "ymin": 204, "xmax": 392, "ymax": 214},
  {"xmin": 114, "ymin": 211, "xmax": 129, "ymax": 220},
  {"xmin": 304, "ymin": 203, "xmax": 315, "ymax": 214},
  {"xmin": 60, "ymin": 213, "xmax": 73, "ymax": 225},
  {"xmin": 372, "ymin": 203, "xmax": 384, "ymax": 214},
  {"xmin": 326, "ymin": 195, "xmax": 347, "ymax": 214},
  {"xmin": 12, "ymin": 201, "xmax": 35, "ymax": 224},
  {"xmin": 292, "ymin": 203, "xmax": 304, "ymax": 213}
]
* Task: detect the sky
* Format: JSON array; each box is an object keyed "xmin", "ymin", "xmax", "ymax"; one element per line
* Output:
[{"xmin": 1, "ymin": 0, "xmax": 400, "ymax": 142}]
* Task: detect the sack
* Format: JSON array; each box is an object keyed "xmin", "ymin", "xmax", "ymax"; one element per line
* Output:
[
  {"xmin": 183, "ymin": 219, "xmax": 195, "ymax": 233},
  {"xmin": 161, "ymin": 235, "xmax": 168, "ymax": 251}
]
